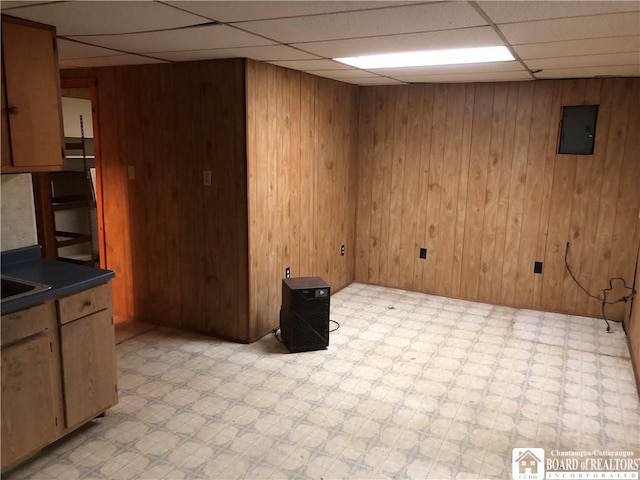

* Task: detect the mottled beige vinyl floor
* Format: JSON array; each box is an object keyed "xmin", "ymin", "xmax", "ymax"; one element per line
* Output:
[{"xmin": 7, "ymin": 283, "xmax": 639, "ymax": 479}]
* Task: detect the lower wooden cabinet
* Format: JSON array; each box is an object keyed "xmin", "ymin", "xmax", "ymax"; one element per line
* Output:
[
  {"xmin": 1, "ymin": 303, "xmax": 60, "ymax": 468},
  {"xmin": 1, "ymin": 281, "xmax": 117, "ymax": 471},
  {"xmin": 60, "ymin": 308, "xmax": 117, "ymax": 428}
]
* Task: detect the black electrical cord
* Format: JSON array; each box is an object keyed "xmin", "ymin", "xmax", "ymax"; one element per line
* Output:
[
  {"xmin": 565, "ymin": 242, "xmax": 637, "ymax": 332},
  {"xmin": 272, "ymin": 328, "xmax": 283, "ymax": 343},
  {"xmin": 273, "ymin": 320, "xmax": 339, "ymax": 342}
]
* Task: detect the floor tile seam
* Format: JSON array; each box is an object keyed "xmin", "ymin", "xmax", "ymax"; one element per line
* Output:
[
  {"xmin": 320, "ymin": 423, "xmax": 376, "ymax": 469},
  {"xmin": 471, "ymin": 417, "xmax": 510, "ymax": 476},
  {"xmin": 244, "ymin": 432, "xmax": 298, "ymax": 460},
  {"xmin": 77, "ymin": 437, "xmax": 157, "ymax": 460},
  {"xmin": 374, "ymin": 417, "xmax": 420, "ymax": 441},
  {"xmin": 200, "ymin": 440, "xmax": 250, "ymax": 468},
  {"xmin": 37, "ymin": 457, "xmax": 108, "ymax": 480},
  {"xmin": 249, "ymin": 448, "xmax": 295, "ymax": 474},
  {"xmin": 347, "ymin": 399, "xmax": 405, "ymax": 442},
  {"xmin": 513, "ymin": 319, "xmax": 628, "ymax": 360},
  {"xmin": 434, "ymin": 444, "xmax": 479, "ymax": 477},
  {"xmin": 219, "ymin": 441, "xmax": 269, "ymax": 465},
  {"xmin": 38, "ymin": 464, "xmax": 92, "ymax": 480},
  {"xmin": 241, "ymin": 457, "xmax": 281, "ymax": 477},
  {"xmin": 112, "ymin": 434, "xmax": 188, "ymax": 461},
  {"xmin": 263, "ymin": 442, "xmax": 326, "ymax": 477},
  {"xmin": 374, "ymin": 416, "xmax": 447, "ymax": 479},
  {"xmin": 50, "ymin": 437, "xmax": 108, "ymax": 465},
  {"xmin": 300, "ymin": 396, "xmax": 348, "ymax": 431},
  {"xmin": 50, "ymin": 463, "xmax": 105, "ymax": 480}
]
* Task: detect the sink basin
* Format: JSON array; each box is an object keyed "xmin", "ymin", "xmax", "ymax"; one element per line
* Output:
[{"xmin": 1, "ymin": 275, "xmax": 51, "ymax": 303}]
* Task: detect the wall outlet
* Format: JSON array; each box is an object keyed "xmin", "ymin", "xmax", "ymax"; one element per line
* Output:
[
  {"xmin": 534, "ymin": 261, "xmax": 543, "ymax": 274},
  {"xmin": 203, "ymin": 170, "xmax": 212, "ymax": 186},
  {"xmin": 419, "ymin": 248, "xmax": 427, "ymax": 259},
  {"xmin": 341, "ymin": 244, "xmax": 345, "ymax": 256},
  {"xmin": 285, "ymin": 267, "xmax": 290, "ymax": 278}
]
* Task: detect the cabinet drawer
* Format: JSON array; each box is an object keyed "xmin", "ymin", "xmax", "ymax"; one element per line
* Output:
[
  {"xmin": 57, "ymin": 283, "xmax": 110, "ymax": 325},
  {"xmin": 1, "ymin": 303, "xmax": 51, "ymax": 347}
]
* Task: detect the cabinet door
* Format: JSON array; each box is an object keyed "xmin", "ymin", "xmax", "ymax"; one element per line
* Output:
[
  {"xmin": 1, "ymin": 17, "xmax": 63, "ymax": 170},
  {"xmin": 1, "ymin": 333, "xmax": 58, "ymax": 468},
  {"xmin": 1, "ymin": 62, "xmax": 11, "ymax": 170},
  {"xmin": 60, "ymin": 309, "xmax": 117, "ymax": 429}
]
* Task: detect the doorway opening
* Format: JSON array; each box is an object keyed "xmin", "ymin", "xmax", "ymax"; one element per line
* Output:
[{"xmin": 33, "ymin": 78, "xmax": 105, "ymax": 269}]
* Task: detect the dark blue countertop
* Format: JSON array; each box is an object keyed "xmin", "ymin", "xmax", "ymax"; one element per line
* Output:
[{"xmin": 1, "ymin": 246, "xmax": 115, "ymax": 315}]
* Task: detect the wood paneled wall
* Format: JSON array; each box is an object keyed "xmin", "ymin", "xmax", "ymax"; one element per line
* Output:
[
  {"xmin": 625, "ymin": 239, "xmax": 640, "ymax": 395},
  {"xmin": 356, "ymin": 78, "xmax": 640, "ymax": 320},
  {"xmin": 245, "ymin": 61, "xmax": 359, "ymax": 341},
  {"xmin": 61, "ymin": 59, "xmax": 638, "ymax": 342},
  {"xmin": 62, "ymin": 60, "xmax": 250, "ymax": 341}
]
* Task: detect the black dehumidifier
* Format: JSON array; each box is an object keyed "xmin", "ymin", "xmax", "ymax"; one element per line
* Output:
[{"xmin": 279, "ymin": 276, "xmax": 330, "ymax": 353}]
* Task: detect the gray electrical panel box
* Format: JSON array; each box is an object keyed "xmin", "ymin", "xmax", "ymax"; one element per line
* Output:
[{"xmin": 558, "ymin": 105, "xmax": 598, "ymax": 155}]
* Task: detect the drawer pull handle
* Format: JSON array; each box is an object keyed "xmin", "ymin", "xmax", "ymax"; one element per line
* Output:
[{"xmin": 83, "ymin": 300, "xmax": 92, "ymax": 308}]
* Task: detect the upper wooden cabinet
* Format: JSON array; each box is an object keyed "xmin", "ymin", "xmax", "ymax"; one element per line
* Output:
[{"xmin": 1, "ymin": 15, "xmax": 64, "ymax": 173}]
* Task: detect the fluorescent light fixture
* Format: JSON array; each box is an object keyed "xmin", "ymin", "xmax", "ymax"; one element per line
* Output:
[{"xmin": 335, "ymin": 46, "xmax": 514, "ymax": 69}]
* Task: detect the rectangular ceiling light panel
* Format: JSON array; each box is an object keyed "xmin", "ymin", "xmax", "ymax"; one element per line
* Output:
[{"xmin": 335, "ymin": 46, "xmax": 514, "ymax": 69}]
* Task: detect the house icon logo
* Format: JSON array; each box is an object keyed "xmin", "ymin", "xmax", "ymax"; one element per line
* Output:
[{"xmin": 512, "ymin": 448, "xmax": 545, "ymax": 480}]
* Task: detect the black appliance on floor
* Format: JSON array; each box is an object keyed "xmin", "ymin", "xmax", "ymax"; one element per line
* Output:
[{"xmin": 279, "ymin": 276, "xmax": 330, "ymax": 352}]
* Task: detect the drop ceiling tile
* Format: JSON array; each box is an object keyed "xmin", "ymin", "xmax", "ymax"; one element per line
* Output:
[
  {"xmin": 514, "ymin": 36, "xmax": 640, "ymax": 59},
  {"xmin": 236, "ymin": 2, "xmax": 487, "ymax": 44},
  {"xmin": 303, "ymin": 69, "xmax": 381, "ymax": 79},
  {"xmin": 479, "ymin": 1, "xmax": 639, "ymax": 24},
  {"xmin": 391, "ymin": 70, "xmax": 533, "ymax": 83},
  {"xmin": 294, "ymin": 26, "xmax": 503, "ymax": 58},
  {"xmin": 534, "ymin": 65, "xmax": 640, "ymax": 78},
  {"xmin": 268, "ymin": 59, "xmax": 353, "ymax": 71},
  {"xmin": 2, "ymin": 1, "xmax": 210, "ymax": 36},
  {"xmin": 59, "ymin": 55, "xmax": 167, "ymax": 69},
  {"xmin": 151, "ymin": 45, "xmax": 320, "ymax": 63},
  {"xmin": 57, "ymin": 39, "xmax": 122, "ymax": 60},
  {"xmin": 66, "ymin": 24, "xmax": 274, "ymax": 54},
  {"xmin": 526, "ymin": 52, "xmax": 639, "ymax": 70},
  {"xmin": 341, "ymin": 77, "xmax": 407, "ymax": 85},
  {"xmin": 499, "ymin": 13, "xmax": 640, "ymax": 45},
  {"xmin": 367, "ymin": 61, "xmax": 525, "ymax": 76},
  {"xmin": 166, "ymin": 1, "xmax": 419, "ymax": 22}
]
